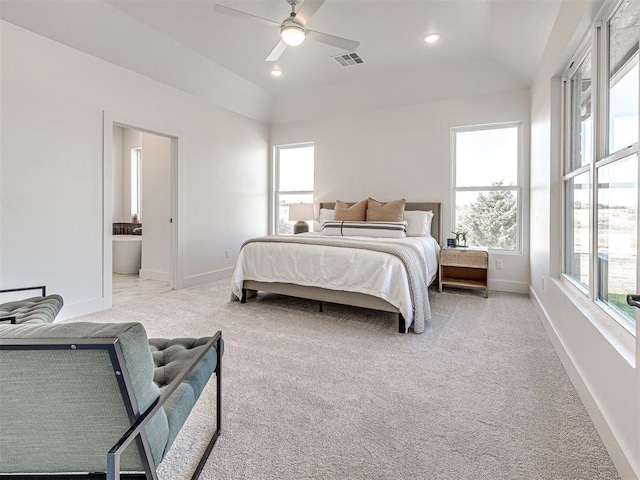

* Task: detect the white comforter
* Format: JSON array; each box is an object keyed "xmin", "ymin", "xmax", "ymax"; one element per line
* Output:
[{"xmin": 231, "ymin": 234, "xmax": 440, "ymax": 328}]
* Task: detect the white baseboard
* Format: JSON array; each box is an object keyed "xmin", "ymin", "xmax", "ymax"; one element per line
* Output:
[
  {"xmin": 488, "ymin": 279, "xmax": 529, "ymax": 294},
  {"xmin": 529, "ymin": 286, "xmax": 638, "ymax": 480},
  {"xmin": 55, "ymin": 296, "xmax": 105, "ymax": 322},
  {"xmin": 183, "ymin": 267, "xmax": 234, "ymax": 288},
  {"xmin": 139, "ymin": 269, "xmax": 170, "ymax": 283}
]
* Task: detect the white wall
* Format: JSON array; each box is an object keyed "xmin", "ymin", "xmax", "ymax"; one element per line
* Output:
[
  {"xmin": 0, "ymin": 0, "xmax": 273, "ymax": 123},
  {"xmin": 271, "ymin": 89, "xmax": 531, "ymax": 293},
  {"xmin": 529, "ymin": 0, "xmax": 639, "ymax": 477},
  {"xmin": 140, "ymin": 132, "xmax": 171, "ymax": 282},
  {"xmin": 272, "ymin": 58, "xmax": 528, "ymax": 124},
  {"xmin": 0, "ymin": 21, "xmax": 269, "ymax": 318}
]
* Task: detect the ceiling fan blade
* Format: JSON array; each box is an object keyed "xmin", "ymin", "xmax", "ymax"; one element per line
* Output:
[
  {"xmin": 306, "ymin": 30, "xmax": 359, "ymax": 52},
  {"xmin": 213, "ymin": 4, "xmax": 280, "ymax": 29},
  {"xmin": 266, "ymin": 39, "xmax": 288, "ymax": 62},
  {"xmin": 295, "ymin": 0, "xmax": 326, "ymax": 25}
]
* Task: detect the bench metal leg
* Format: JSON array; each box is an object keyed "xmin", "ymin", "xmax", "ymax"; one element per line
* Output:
[{"xmin": 190, "ymin": 335, "xmax": 223, "ymax": 480}]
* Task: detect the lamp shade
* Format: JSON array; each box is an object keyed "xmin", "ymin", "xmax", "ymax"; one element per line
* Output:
[{"xmin": 288, "ymin": 203, "xmax": 314, "ymax": 221}]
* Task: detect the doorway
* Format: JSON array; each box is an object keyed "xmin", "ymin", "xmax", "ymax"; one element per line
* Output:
[{"xmin": 102, "ymin": 112, "xmax": 182, "ymax": 310}]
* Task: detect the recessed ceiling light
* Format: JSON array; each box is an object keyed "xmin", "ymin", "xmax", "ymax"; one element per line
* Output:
[
  {"xmin": 270, "ymin": 69, "xmax": 283, "ymax": 77},
  {"xmin": 424, "ymin": 34, "xmax": 440, "ymax": 44}
]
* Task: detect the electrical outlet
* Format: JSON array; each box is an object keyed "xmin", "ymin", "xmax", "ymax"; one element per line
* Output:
[
  {"xmin": 495, "ymin": 259, "xmax": 503, "ymax": 269},
  {"xmin": 224, "ymin": 250, "xmax": 230, "ymax": 259}
]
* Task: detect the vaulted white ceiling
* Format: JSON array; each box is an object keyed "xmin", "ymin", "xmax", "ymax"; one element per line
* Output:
[
  {"xmin": 0, "ymin": 0, "xmax": 563, "ymax": 123},
  {"xmin": 107, "ymin": 0, "xmax": 561, "ymax": 93}
]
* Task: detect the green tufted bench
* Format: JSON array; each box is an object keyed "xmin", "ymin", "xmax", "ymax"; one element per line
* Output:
[
  {"xmin": 0, "ymin": 321, "xmax": 223, "ymax": 480},
  {"xmin": 0, "ymin": 286, "xmax": 63, "ymax": 324}
]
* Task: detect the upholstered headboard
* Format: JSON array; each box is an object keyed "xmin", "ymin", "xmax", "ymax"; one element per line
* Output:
[{"xmin": 318, "ymin": 202, "xmax": 442, "ymax": 246}]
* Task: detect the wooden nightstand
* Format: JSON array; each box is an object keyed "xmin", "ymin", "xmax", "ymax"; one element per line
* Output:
[{"xmin": 439, "ymin": 247, "xmax": 489, "ymax": 297}]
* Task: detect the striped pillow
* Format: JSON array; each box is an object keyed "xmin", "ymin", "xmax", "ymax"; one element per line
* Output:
[{"xmin": 322, "ymin": 221, "xmax": 407, "ymax": 238}]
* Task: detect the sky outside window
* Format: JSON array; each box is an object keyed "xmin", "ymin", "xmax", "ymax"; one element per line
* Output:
[
  {"xmin": 456, "ymin": 127, "xmax": 518, "ymax": 187},
  {"xmin": 279, "ymin": 146, "xmax": 314, "ymax": 192}
]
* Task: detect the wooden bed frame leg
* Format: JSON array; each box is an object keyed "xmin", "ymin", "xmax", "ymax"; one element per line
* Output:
[
  {"xmin": 398, "ymin": 313, "xmax": 406, "ymax": 334},
  {"xmin": 241, "ymin": 288, "xmax": 247, "ymax": 304},
  {"xmin": 319, "ymin": 301, "xmax": 323, "ymax": 313}
]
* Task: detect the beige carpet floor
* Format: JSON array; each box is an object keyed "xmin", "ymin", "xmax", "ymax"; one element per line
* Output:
[{"xmin": 75, "ymin": 280, "xmax": 619, "ymax": 479}]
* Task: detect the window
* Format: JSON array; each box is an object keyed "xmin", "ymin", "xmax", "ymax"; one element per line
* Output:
[
  {"xmin": 564, "ymin": 49, "xmax": 593, "ymax": 291},
  {"xmin": 131, "ymin": 148, "xmax": 142, "ymax": 219},
  {"xmin": 273, "ymin": 143, "xmax": 314, "ymax": 234},
  {"xmin": 608, "ymin": 0, "xmax": 639, "ymax": 154},
  {"xmin": 452, "ymin": 123, "xmax": 522, "ymax": 251},
  {"xmin": 564, "ymin": 171, "xmax": 591, "ymax": 290},
  {"xmin": 562, "ymin": 0, "xmax": 640, "ymax": 334},
  {"xmin": 596, "ymin": 155, "xmax": 637, "ymax": 329},
  {"xmin": 569, "ymin": 51, "xmax": 593, "ymax": 171}
]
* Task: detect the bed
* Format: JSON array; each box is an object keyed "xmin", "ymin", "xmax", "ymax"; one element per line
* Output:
[{"xmin": 231, "ymin": 202, "xmax": 441, "ymax": 333}]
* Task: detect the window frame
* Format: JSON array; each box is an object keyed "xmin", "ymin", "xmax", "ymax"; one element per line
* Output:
[
  {"xmin": 605, "ymin": 0, "xmax": 639, "ymax": 157},
  {"xmin": 272, "ymin": 142, "xmax": 315, "ymax": 235},
  {"xmin": 561, "ymin": 1, "xmax": 640, "ymax": 336},
  {"xmin": 451, "ymin": 121, "xmax": 524, "ymax": 254},
  {"xmin": 131, "ymin": 147, "xmax": 142, "ymax": 220},
  {"xmin": 562, "ymin": 37, "xmax": 595, "ymax": 297}
]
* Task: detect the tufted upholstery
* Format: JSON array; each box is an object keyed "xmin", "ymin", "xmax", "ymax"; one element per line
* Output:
[
  {"xmin": 0, "ymin": 294, "xmax": 63, "ymax": 324},
  {"xmin": 149, "ymin": 337, "xmax": 222, "ymax": 456}
]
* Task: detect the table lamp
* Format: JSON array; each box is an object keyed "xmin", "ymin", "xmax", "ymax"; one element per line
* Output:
[{"xmin": 288, "ymin": 203, "xmax": 314, "ymax": 234}]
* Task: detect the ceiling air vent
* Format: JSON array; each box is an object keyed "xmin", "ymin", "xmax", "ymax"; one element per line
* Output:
[{"xmin": 333, "ymin": 52, "xmax": 365, "ymax": 67}]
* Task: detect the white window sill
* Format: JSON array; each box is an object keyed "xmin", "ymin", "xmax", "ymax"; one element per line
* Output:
[{"xmin": 553, "ymin": 277, "xmax": 635, "ymax": 367}]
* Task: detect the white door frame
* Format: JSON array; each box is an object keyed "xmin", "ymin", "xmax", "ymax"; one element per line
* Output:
[{"xmin": 102, "ymin": 111, "xmax": 184, "ymax": 309}]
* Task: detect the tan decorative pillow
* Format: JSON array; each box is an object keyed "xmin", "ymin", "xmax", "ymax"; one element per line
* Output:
[
  {"xmin": 334, "ymin": 199, "xmax": 368, "ymax": 221},
  {"xmin": 366, "ymin": 198, "xmax": 407, "ymax": 222}
]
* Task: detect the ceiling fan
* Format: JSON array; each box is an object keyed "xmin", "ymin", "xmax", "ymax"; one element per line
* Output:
[{"xmin": 213, "ymin": 0, "xmax": 360, "ymax": 62}]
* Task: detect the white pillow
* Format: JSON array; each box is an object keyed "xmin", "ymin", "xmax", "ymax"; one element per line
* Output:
[
  {"xmin": 404, "ymin": 210, "xmax": 434, "ymax": 237},
  {"xmin": 318, "ymin": 208, "xmax": 335, "ymax": 226}
]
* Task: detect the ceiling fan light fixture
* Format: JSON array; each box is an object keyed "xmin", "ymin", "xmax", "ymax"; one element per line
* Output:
[
  {"xmin": 424, "ymin": 33, "xmax": 440, "ymax": 44},
  {"xmin": 281, "ymin": 20, "xmax": 306, "ymax": 46}
]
